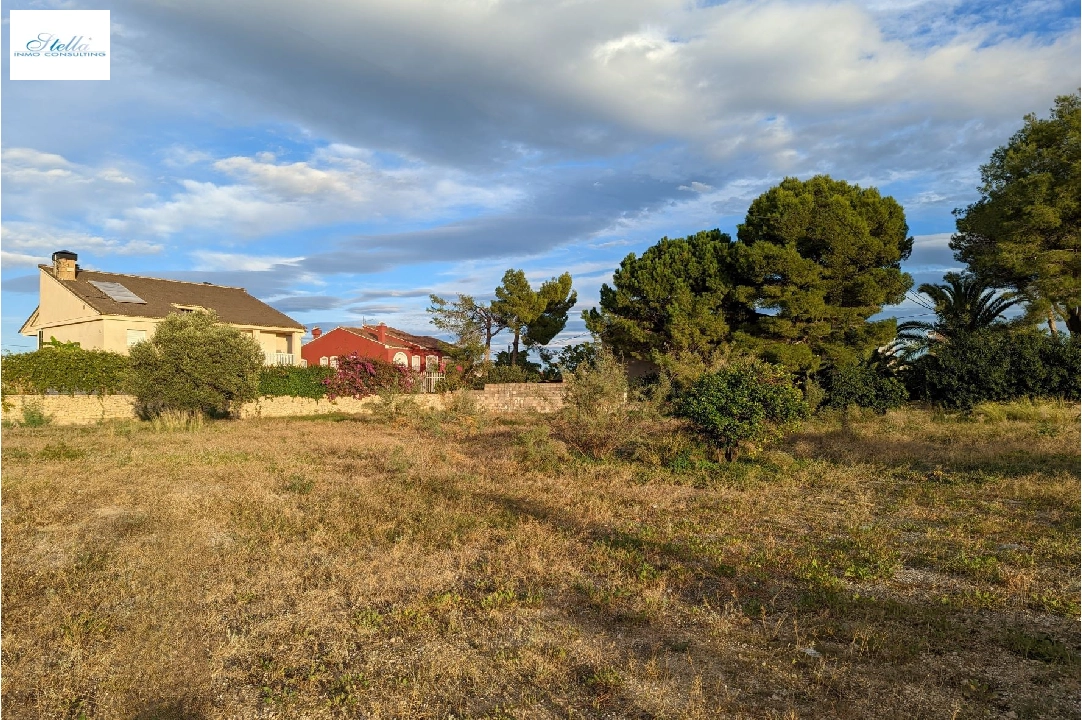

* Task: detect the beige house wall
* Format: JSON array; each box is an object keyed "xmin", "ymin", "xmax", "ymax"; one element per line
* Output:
[
  {"xmin": 101, "ymin": 316, "xmax": 161, "ymax": 353},
  {"xmin": 252, "ymin": 329, "xmax": 305, "ymax": 365},
  {"xmin": 35, "ymin": 271, "xmax": 100, "ymax": 329},
  {"xmin": 35, "ymin": 319, "xmax": 104, "ymax": 349}
]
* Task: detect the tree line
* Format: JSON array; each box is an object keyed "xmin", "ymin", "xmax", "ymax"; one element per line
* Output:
[
  {"xmin": 578, "ymin": 93, "xmax": 1079, "ymax": 409},
  {"xmin": 425, "ymin": 94, "xmax": 1078, "ymax": 409}
]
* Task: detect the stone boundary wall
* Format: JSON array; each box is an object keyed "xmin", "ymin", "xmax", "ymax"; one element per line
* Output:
[
  {"xmin": 471, "ymin": 383, "xmax": 564, "ymax": 413},
  {"xmin": 2, "ymin": 383, "xmax": 565, "ymax": 425},
  {"xmin": 2, "ymin": 394, "xmax": 137, "ymax": 426},
  {"xmin": 238, "ymin": 394, "xmax": 445, "ymax": 419}
]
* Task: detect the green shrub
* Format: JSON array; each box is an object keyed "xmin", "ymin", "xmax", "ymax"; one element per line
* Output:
[
  {"xmin": 434, "ymin": 363, "xmax": 474, "ymax": 392},
  {"xmin": 1, "ymin": 340, "xmax": 130, "ymax": 396},
  {"xmin": 322, "ymin": 353, "xmax": 416, "ymax": 400},
  {"xmin": 515, "ymin": 425, "xmax": 569, "ymax": 471},
  {"xmin": 907, "ymin": 330, "xmax": 1080, "ymax": 410},
  {"xmin": 21, "ymin": 401, "xmax": 51, "ymax": 427},
  {"xmin": 540, "ymin": 342, "xmax": 598, "ymax": 381},
  {"xmin": 127, "ymin": 311, "xmax": 264, "ymax": 418},
  {"xmin": 550, "ymin": 346, "xmax": 633, "ymax": 459},
  {"xmin": 826, "ymin": 362, "xmax": 908, "ymax": 414},
  {"xmin": 259, "ymin": 365, "xmax": 334, "ymax": 399},
  {"xmin": 475, "ymin": 364, "xmax": 540, "ymax": 386},
  {"xmin": 676, "ymin": 359, "xmax": 808, "ymax": 461}
]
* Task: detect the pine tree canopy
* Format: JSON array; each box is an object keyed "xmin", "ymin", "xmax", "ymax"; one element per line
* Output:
[
  {"xmin": 950, "ymin": 93, "xmax": 1081, "ymax": 336},
  {"xmin": 586, "ymin": 176, "xmax": 914, "ymax": 375}
]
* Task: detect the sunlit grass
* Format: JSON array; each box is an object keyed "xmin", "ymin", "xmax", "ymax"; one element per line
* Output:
[{"xmin": 2, "ymin": 403, "xmax": 1078, "ymax": 718}]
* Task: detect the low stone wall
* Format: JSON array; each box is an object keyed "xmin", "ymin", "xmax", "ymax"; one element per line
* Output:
[
  {"xmin": 2, "ymin": 394, "xmax": 137, "ymax": 426},
  {"xmin": 238, "ymin": 394, "xmax": 445, "ymax": 419},
  {"xmin": 2, "ymin": 383, "xmax": 565, "ymax": 426},
  {"xmin": 472, "ymin": 383, "xmax": 564, "ymax": 413}
]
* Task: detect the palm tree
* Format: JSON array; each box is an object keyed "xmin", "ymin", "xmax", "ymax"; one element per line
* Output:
[{"xmin": 895, "ymin": 273, "xmax": 1020, "ymax": 357}]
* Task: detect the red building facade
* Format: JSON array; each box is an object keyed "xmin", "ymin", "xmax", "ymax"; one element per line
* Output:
[{"xmin": 300, "ymin": 323, "xmax": 445, "ymax": 372}]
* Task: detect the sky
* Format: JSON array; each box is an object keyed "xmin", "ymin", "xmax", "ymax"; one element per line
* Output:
[{"xmin": 1, "ymin": 0, "xmax": 1079, "ymax": 355}]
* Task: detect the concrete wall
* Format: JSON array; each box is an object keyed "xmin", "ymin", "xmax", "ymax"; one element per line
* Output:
[{"xmin": 1, "ymin": 383, "xmax": 565, "ymax": 425}]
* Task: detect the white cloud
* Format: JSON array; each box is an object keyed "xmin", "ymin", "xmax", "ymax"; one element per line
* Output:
[
  {"xmin": 1, "ymin": 147, "xmax": 144, "ymax": 226},
  {"xmin": 1, "ymin": 251, "xmax": 48, "ymax": 268},
  {"xmin": 108, "ymin": 144, "xmax": 523, "ymax": 238},
  {"xmin": 106, "ymin": 0, "xmax": 1074, "ymax": 171},
  {"xmin": 0, "ymin": 223, "xmax": 164, "ymax": 258},
  {"xmin": 191, "ymin": 250, "xmax": 304, "ymax": 273}
]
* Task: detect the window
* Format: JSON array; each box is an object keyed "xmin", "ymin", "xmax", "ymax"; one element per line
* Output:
[
  {"xmin": 37, "ymin": 330, "xmax": 43, "ymax": 349},
  {"xmin": 425, "ymin": 355, "xmax": 438, "ymax": 370},
  {"xmin": 411, "ymin": 354, "xmax": 421, "ymax": 371},
  {"xmin": 329, "ymin": 356, "xmax": 339, "ymax": 369},
  {"xmin": 392, "ymin": 352, "xmax": 408, "ymax": 366},
  {"xmin": 126, "ymin": 329, "xmax": 147, "ymax": 347},
  {"xmin": 320, "ymin": 356, "xmax": 329, "ymax": 367}
]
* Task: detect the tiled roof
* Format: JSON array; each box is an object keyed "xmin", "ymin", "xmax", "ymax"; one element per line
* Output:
[
  {"xmin": 339, "ymin": 325, "xmax": 443, "ymax": 351},
  {"xmin": 41, "ymin": 265, "xmax": 303, "ymax": 330}
]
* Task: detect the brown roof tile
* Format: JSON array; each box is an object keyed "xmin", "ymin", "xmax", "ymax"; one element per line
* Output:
[
  {"xmin": 338, "ymin": 325, "xmax": 443, "ymax": 351},
  {"xmin": 43, "ymin": 266, "xmax": 303, "ymax": 330}
]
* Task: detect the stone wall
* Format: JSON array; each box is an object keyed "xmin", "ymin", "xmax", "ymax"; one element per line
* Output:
[
  {"xmin": 471, "ymin": 383, "xmax": 564, "ymax": 413},
  {"xmin": 2, "ymin": 394, "xmax": 137, "ymax": 426},
  {"xmin": 238, "ymin": 394, "xmax": 445, "ymax": 419},
  {"xmin": 2, "ymin": 383, "xmax": 565, "ymax": 425}
]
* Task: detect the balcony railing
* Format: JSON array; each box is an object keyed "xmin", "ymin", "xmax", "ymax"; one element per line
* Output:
[{"xmin": 268, "ymin": 352, "xmax": 294, "ymax": 366}]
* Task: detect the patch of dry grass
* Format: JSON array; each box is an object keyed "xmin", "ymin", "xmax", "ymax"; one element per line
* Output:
[{"xmin": 2, "ymin": 403, "xmax": 1079, "ymax": 719}]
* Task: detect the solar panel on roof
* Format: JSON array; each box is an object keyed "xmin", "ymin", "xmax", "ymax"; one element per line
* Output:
[{"xmin": 88, "ymin": 280, "xmax": 147, "ymax": 304}]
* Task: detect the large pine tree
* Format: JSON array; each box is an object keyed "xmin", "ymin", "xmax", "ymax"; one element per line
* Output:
[
  {"xmin": 733, "ymin": 175, "xmax": 913, "ymax": 374},
  {"xmin": 587, "ymin": 176, "xmax": 914, "ymax": 375},
  {"xmin": 950, "ymin": 93, "xmax": 1080, "ymax": 336},
  {"xmin": 584, "ymin": 229, "xmax": 750, "ymax": 360}
]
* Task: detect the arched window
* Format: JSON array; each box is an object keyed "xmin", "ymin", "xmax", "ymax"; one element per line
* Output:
[
  {"xmin": 320, "ymin": 356, "xmax": 329, "ymax": 367},
  {"xmin": 411, "ymin": 354, "xmax": 421, "ymax": 371},
  {"xmin": 425, "ymin": 355, "xmax": 438, "ymax": 370},
  {"xmin": 329, "ymin": 356, "xmax": 338, "ymax": 369},
  {"xmin": 392, "ymin": 352, "xmax": 408, "ymax": 366}
]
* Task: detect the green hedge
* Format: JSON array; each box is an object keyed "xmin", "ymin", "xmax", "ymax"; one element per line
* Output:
[
  {"xmin": 473, "ymin": 365, "xmax": 541, "ymax": 387},
  {"xmin": 826, "ymin": 361, "xmax": 908, "ymax": 414},
  {"xmin": 258, "ymin": 365, "xmax": 335, "ymax": 399},
  {"xmin": 1, "ymin": 341, "xmax": 130, "ymax": 396},
  {"xmin": 906, "ymin": 330, "xmax": 1080, "ymax": 409}
]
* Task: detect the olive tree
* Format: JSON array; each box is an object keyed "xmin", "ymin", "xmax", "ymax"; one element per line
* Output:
[{"xmin": 127, "ymin": 311, "xmax": 264, "ymax": 418}]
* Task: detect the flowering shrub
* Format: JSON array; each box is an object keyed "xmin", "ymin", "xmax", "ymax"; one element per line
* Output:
[{"xmin": 322, "ymin": 353, "xmax": 416, "ymax": 400}]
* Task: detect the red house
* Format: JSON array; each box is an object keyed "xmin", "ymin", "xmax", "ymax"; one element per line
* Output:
[{"xmin": 301, "ymin": 323, "xmax": 446, "ymax": 372}]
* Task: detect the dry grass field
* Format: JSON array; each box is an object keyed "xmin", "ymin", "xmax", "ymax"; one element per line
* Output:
[{"xmin": 2, "ymin": 401, "xmax": 1079, "ymax": 719}]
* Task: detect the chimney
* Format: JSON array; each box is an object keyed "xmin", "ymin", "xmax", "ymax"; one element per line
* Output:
[
  {"xmin": 52, "ymin": 250, "xmax": 77, "ymax": 281},
  {"xmin": 311, "ymin": 327, "xmax": 322, "ymax": 339},
  {"xmin": 377, "ymin": 322, "xmax": 387, "ymax": 344}
]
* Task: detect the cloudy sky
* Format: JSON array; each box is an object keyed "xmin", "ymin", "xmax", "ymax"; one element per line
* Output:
[{"xmin": 1, "ymin": 0, "xmax": 1078, "ymax": 353}]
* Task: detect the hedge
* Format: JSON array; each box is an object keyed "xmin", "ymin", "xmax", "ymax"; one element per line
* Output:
[
  {"xmin": 906, "ymin": 330, "xmax": 1080, "ymax": 409},
  {"xmin": 1, "ymin": 341, "xmax": 130, "ymax": 396},
  {"xmin": 258, "ymin": 365, "xmax": 335, "ymax": 399}
]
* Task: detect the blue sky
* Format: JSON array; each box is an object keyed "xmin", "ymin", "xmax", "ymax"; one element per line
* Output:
[{"xmin": 2, "ymin": 0, "xmax": 1079, "ymax": 354}]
